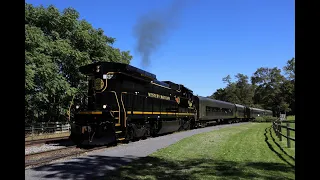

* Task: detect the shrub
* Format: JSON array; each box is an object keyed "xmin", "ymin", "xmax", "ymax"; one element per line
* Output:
[{"xmin": 253, "ymin": 116, "xmax": 278, "ymax": 122}]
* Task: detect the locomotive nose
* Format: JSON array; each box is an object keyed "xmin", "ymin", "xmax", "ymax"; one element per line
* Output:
[{"xmin": 70, "ymin": 110, "xmax": 118, "ymax": 144}]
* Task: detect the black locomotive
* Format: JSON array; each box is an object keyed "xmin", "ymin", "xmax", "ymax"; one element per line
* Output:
[{"xmin": 70, "ymin": 62, "xmax": 274, "ymax": 145}]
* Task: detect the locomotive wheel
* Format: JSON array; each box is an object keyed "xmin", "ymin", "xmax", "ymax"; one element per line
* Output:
[
  {"xmin": 141, "ymin": 124, "xmax": 150, "ymax": 140},
  {"xmin": 177, "ymin": 119, "xmax": 184, "ymax": 131},
  {"xmin": 151, "ymin": 120, "xmax": 159, "ymax": 137},
  {"xmin": 184, "ymin": 119, "xmax": 191, "ymax": 130},
  {"xmin": 125, "ymin": 125, "xmax": 134, "ymax": 142},
  {"xmin": 70, "ymin": 132, "xmax": 84, "ymax": 145}
]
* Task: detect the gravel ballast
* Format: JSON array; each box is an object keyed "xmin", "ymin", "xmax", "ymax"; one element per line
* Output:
[
  {"xmin": 25, "ymin": 123, "xmax": 248, "ymax": 180},
  {"xmin": 25, "ymin": 140, "xmax": 75, "ymax": 155}
]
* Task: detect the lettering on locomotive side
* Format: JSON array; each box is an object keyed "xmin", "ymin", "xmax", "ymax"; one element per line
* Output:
[{"xmin": 148, "ymin": 92, "xmax": 171, "ymax": 100}]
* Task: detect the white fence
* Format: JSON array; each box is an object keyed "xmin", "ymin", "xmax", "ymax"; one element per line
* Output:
[
  {"xmin": 25, "ymin": 122, "xmax": 71, "ymax": 136},
  {"xmin": 280, "ymin": 114, "xmax": 286, "ymax": 121}
]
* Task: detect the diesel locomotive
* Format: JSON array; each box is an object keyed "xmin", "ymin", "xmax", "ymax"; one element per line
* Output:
[{"xmin": 70, "ymin": 62, "xmax": 274, "ymax": 145}]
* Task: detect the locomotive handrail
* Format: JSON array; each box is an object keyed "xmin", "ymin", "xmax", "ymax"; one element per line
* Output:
[
  {"xmin": 272, "ymin": 119, "xmax": 295, "ymax": 148},
  {"xmin": 67, "ymin": 94, "xmax": 76, "ymax": 121}
]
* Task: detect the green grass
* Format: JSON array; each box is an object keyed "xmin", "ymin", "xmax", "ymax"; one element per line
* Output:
[
  {"xmin": 107, "ymin": 123, "xmax": 295, "ymax": 180},
  {"xmin": 286, "ymin": 116, "xmax": 295, "ymax": 121}
]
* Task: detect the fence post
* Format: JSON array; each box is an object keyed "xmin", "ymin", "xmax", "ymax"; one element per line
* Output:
[
  {"xmin": 274, "ymin": 121, "xmax": 278, "ymax": 137},
  {"xmin": 276, "ymin": 121, "xmax": 280, "ymax": 139},
  {"xmin": 272, "ymin": 122, "xmax": 275, "ymax": 134},
  {"xmin": 287, "ymin": 122, "xmax": 291, "ymax": 148},
  {"xmin": 31, "ymin": 123, "xmax": 34, "ymax": 136},
  {"xmin": 279, "ymin": 121, "xmax": 282, "ymax": 141}
]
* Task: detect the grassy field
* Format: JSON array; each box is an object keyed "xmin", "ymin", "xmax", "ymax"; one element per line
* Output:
[
  {"xmin": 286, "ymin": 116, "xmax": 295, "ymax": 121},
  {"xmin": 107, "ymin": 123, "xmax": 295, "ymax": 180}
]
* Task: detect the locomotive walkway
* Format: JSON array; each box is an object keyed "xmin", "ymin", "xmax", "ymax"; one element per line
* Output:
[{"xmin": 25, "ymin": 122, "xmax": 248, "ymax": 180}]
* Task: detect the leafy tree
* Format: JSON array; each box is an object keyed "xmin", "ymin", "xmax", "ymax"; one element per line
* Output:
[
  {"xmin": 283, "ymin": 57, "xmax": 295, "ymax": 80},
  {"xmin": 209, "ymin": 88, "xmax": 229, "ymax": 102},
  {"xmin": 210, "ymin": 74, "xmax": 254, "ymax": 106},
  {"xmin": 210, "ymin": 58, "xmax": 295, "ymax": 116},
  {"xmin": 222, "ymin": 75, "xmax": 232, "ymax": 84},
  {"xmin": 251, "ymin": 67, "xmax": 288, "ymax": 115},
  {"xmin": 25, "ymin": 4, "xmax": 133, "ymax": 123},
  {"xmin": 234, "ymin": 73, "xmax": 254, "ymax": 106},
  {"xmin": 282, "ymin": 58, "xmax": 295, "ymax": 114}
]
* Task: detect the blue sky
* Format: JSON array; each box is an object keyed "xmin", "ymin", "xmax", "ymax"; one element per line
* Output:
[{"xmin": 26, "ymin": 0, "xmax": 295, "ymax": 97}]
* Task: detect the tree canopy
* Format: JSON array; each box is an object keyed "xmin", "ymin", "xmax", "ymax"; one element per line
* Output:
[
  {"xmin": 25, "ymin": 3, "xmax": 133, "ymax": 123},
  {"xmin": 209, "ymin": 58, "xmax": 295, "ymax": 116}
]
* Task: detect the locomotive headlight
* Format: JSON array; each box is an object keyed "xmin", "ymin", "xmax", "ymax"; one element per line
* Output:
[
  {"xmin": 76, "ymin": 105, "xmax": 80, "ymax": 109},
  {"xmin": 96, "ymin": 65, "xmax": 100, "ymax": 72},
  {"xmin": 103, "ymin": 105, "xmax": 107, "ymax": 109}
]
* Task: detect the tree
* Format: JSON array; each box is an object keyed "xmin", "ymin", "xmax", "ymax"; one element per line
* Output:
[
  {"xmin": 234, "ymin": 73, "xmax": 254, "ymax": 106},
  {"xmin": 210, "ymin": 58, "xmax": 295, "ymax": 116},
  {"xmin": 210, "ymin": 74, "xmax": 254, "ymax": 106},
  {"xmin": 25, "ymin": 4, "xmax": 133, "ymax": 123},
  {"xmin": 283, "ymin": 57, "xmax": 295, "ymax": 80},
  {"xmin": 251, "ymin": 67, "xmax": 288, "ymax": 115},
  {"xmin": 282, "ymin": 58, "xmax": 295, "ymax": 114},
  {"xmin": 210, "ymin": 88, "xmax": 228, "ymax": 101},
  {"xmin": 222, "ymin": 75, "xmax": 232, "ymax": 85}
]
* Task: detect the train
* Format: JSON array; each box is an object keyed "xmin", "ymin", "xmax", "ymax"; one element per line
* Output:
[{"xmin": 70, "ymin": 62, "xmax": 274, "ymax": 145}]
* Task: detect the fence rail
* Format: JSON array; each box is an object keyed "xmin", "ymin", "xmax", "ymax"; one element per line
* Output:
[
  {"xmin": 25, "ymin": 122, "xmax": 71, "ymax": 136},
  {"xmin": 272, "ymin": 119, "xmax": 295, "ymax": 148}
]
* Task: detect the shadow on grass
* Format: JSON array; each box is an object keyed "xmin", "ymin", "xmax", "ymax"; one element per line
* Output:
[
  {"xmin": 30, "ymin": 155, "xmax": 139, "ymax": 179},
  {"xmin": 107, "ymin": 157, "xmax": 294, "ymax": 180},
  {"xmin": 264, "ymin": 127, "xmax": 295, "ymax": 168},
  {"xmin": 268, "ymin": 127, "xmax": 295, "ymax": 161},
  {"xmin": 29, "ymin": 154, "xmax": 294, "ymax": 180}
]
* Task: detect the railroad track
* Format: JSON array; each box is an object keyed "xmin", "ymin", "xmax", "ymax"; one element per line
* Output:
[
  {"xmin": 25, "ymin": 136, "xmax": 70, "ymax": 147},
  {"xmin": 25, "ymin": 144, "xmax": 113, "ymax": 168}
]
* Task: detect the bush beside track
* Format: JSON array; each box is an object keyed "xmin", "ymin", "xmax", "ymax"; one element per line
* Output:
[{"xmin": 252, "ymin": 116, "xmax": 278, "ymax": 122}]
